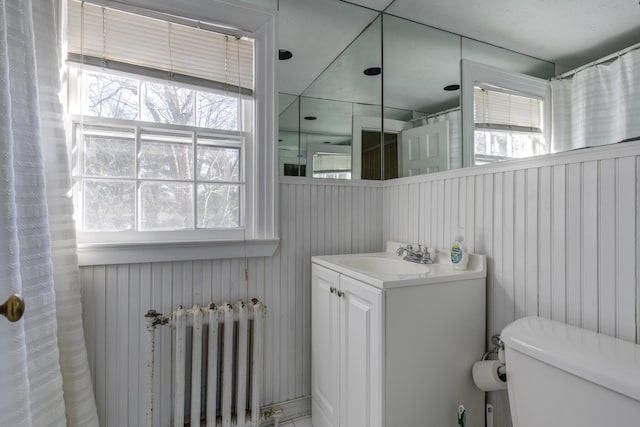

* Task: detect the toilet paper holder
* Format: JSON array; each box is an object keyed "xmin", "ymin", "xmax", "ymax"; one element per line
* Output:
[
  {"xmin": 473, "ymin": 334, "xmax": 508, "ymax": 391},
  {"xmin": 482, "ymin": 334, "xmax": 506, "ymax": 380}
]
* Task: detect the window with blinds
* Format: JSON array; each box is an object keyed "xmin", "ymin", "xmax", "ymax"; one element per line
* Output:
[
  {"xmin": 312, "ymin": 152, "xmax": 352, "ymax": 179},
  {"xmin": 66, "ymin": 0, "xmax": 255, "ymax": 238},
  {"xmin": 473, "ymin": 85, "xmax": 547, "ymax": 165},
  {"xmin": 66, "ymin": 0, "xmax": 254, "ymax": 93}
]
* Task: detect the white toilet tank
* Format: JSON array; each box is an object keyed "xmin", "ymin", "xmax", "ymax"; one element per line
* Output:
[{"xmin": 501, "ymin": 316, "xmax": 640, "ymax": 427}]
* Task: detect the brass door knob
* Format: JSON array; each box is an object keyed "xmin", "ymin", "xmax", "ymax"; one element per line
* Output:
[{"xmin": 0, "ymin": 294, "xmax": 25, "ymax": 322}]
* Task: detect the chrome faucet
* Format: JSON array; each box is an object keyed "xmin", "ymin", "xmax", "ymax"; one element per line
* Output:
[{"xmin": 395, "ymin": 245, "xmax": 434, "ymax": 264}]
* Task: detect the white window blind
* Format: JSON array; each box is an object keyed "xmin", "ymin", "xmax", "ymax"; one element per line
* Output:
[
  {"xmin": 474, "ymin": 86, "xmax": 543, "ymax": 132},
  {"xmin": 67, "ymin": 0, "xmax": 254, "ymax": 93}
]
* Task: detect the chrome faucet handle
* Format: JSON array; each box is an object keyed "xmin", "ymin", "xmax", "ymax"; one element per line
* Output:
[{"xmin": 417, "ymin": 245, "xmax": 431, "ymax": 258}]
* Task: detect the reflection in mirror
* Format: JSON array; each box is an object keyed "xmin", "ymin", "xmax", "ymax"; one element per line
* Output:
[
  {"xmin": 300, "ymin": 15, "xmax": 382, "ymax": 180},
  {"xmin": 277, "ymin": 0, "xmax": 557, "ymax": 180},
  {"xmin": 382, "ymin": 14, "xmax": 462, "ymax": 177},
  {"xmin": 277, "ymin": 0, "xmax": 380, "ymax": 178},
  {"xmin": 461, "ymin": 38, "xmax": 555, "ymax": 79},
  {"xmin": 278, "ymin": 95, "xmax": 301, "ymax": 176},
  {"xmin": 460, "ymin": 45, "xmax": 554, "ymax": 167},
  {"xmin": 300, "ymin": 97, "xmax": 353, "ymax": 179},
  {"xmin": 549, "ymin": 46, "xmax": 640, "ymax": 151},
  {"xmin": 352, "ymin": 117, "xmax": 402, "ymax": 180}
]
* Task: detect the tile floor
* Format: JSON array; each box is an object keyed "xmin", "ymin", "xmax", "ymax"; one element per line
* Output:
[{"xmin": 279, "ymin": 415, "xmax": 312, "ymax": 427}]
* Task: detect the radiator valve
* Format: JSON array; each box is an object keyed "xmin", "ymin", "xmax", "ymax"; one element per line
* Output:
[{"xmin": 261, "ymin": 404, "xmax": 283, "ymax": 425}]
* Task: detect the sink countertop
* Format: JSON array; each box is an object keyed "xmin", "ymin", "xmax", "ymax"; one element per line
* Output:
[{"xmin": 312, "ymin": 249, "xmax": 486, "ymax": 290}]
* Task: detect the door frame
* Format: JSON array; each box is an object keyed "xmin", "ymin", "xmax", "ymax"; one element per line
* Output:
[{"xmin": 351, "ymin": 116, "xmax": 410, "ymax": 179}]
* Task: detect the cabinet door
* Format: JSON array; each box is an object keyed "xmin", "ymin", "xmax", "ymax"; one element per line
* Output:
[
  {"xmin": 311, "ymin": 264, "xmax": 341, "ymax": 427},
  {"xmin": 339, "ymin": 275, "xmax": 383, "ymax": 427}
]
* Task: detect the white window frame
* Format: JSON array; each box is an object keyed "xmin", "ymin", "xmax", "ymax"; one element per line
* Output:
[
  {"xmin": 461, "ymin": 59, "xmax": 551, "ymax": 167},
  {"xmin": 64, "ymin": 0, "xmax": 278, "ymax": 265}
]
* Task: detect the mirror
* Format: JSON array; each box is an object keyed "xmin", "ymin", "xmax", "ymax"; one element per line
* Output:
[
  {"xmin": 382, "ymin": 14, "xmax": 462, "ymax": 176},
  {"xmin": 278, "ymin": 0, "xmax": 379, "ymax": 178},
  {"xmin": 278, "ymin": 0, "xmax": 555, "ymax": 179}
]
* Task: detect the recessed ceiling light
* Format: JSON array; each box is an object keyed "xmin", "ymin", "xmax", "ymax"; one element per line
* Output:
[
  {"xmin": 279, "ymin": 49, "xmax": 293, "ymax": 60},
  {"xmin": 444, "ymin": 84, "xmax": 460, "ymax": 91},
  {"xmin": 363, "ymin": 67, "xmax": 382, "ymax": 76},
  {"xmin": 304, "ymin": 116, "xmax": 317, "ymax": 121}
]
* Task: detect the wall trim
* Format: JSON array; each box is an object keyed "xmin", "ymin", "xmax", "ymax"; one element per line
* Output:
[
  {"xmin": 77, "ymin": 238, "xmax": 279, "ymax": 266},
  {"xmin": 383, "ymin": 138, "xmax": 640, "ymax": 186}
]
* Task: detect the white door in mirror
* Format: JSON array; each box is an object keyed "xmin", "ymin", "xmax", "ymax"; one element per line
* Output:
[{"xmin": 400, "ymin": 121, "xmax": 450, "ymax": 176}]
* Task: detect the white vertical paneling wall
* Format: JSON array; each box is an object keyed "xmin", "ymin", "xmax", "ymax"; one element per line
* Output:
[
  {"xmin": 383, "ymin": 141, "xmax": 640, "ymax": 427},
  {"xmin": 79, "ymin": 178, "xmax": 383, "ymax": 427}
]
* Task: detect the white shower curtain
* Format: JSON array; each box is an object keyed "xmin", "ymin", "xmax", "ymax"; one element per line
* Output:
[
  {"xmin": 551, "ymin": 48, "xmax": 640, "ymax": 152},
  {"xmin": 0, "ymin": 0, "xmax": 99, "ymax": 426}
]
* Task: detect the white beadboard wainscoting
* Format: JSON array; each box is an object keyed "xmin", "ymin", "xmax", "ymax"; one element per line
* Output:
[
  {"xmin": 79, "ymin": 178, "xmax": 383, "ymax": 427},
  {"xmin": 383, "ymin": 140, "xmax": 640, "ymax": 427}
]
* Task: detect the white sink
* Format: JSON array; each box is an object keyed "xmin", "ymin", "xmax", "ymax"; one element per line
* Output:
[
  {"xmin": 339, "ymin": 256, "xmax": 430, "ymax": 276},
  {"xmin": 313, "ymin": 244, "xmax": 486, "ymax": 289}
]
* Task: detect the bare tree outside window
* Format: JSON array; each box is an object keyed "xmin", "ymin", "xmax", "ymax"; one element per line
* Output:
[
  {"xmin": 142, "ymin": 82, "xmax": 195, "ymax": 125},
  {"xmin": 73, "ymin": 70, "xmax": 246, "ymax": 231},
  {"xmin": 81, "ymin": 179, "xmax": 135, "ymax": 230},
  {"xmin": 85, "ymin": 73, "xmax": 138, "ymax": 119},
  {"xmin": 197, "ymin": 92, "xmax": 238, "ymax": 130},
  {"xmin": 197, "ymin": 145, "xmax": 241, "ymax": 227},
  {"xmin": 84, "ymin": 134, "xmax": 135, "ymax": 177}
]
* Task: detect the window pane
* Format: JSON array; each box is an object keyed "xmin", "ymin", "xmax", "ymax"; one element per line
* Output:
[
  {"xmin": 84, "ymin": 72, "xmax": 139, "ymax": 119},
  {"xmin": 83, "ymin": 180, "xmax": 135, "ymax": 231},
  {"xmin": 140, "ymin": 182, "xmax": 194, "ymax": 230},
  {"xmin": 139, "ymin": 139, "xmax": 194, "ymax": 180},
  {"xmin": 196, "ymin": 92, "xmax": 238, "ymax": 130},
  {"xmin": 197, "ymin": 145, "xmax": 240, "ymax": 181},
  {"xmin": 474, "ymin": 130, "xmax": 487, "ymax": 155},
  {"xmin": 84, "ymin": 134, "xmax": 135, "ymax": 178},
  {"xmin": 142, "ymin": 82, "xmax": 194, "ymax": 125},
  {"xmin": 492, "ymin": 133, "xmax": 508, "ymax": 157},
  {"xmin": 197, "ymin": 184, "xmax": 240, "ymax": 228},
  {"xmin": 474, "ymin": 129, "xmax": 547, "ymax": 165}
]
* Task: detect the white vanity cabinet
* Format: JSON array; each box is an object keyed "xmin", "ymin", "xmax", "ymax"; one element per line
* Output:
[
  {"xmin": 312, "ymin": 252, "xmax": 486, "ymax": 427},
  {"xmin": 312, "ymin": 264, "xmax": 382, "ymax": 427}
]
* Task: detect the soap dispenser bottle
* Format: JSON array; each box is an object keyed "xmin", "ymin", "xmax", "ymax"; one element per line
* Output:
[{"xmin": 450, "ymin": 228, "xmax": 468, "ymax": 270}]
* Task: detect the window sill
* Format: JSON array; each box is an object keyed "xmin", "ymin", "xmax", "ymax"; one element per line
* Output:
[{"xmin": 77, "ymin": 238, "xmax": 280, "ymax": 266}]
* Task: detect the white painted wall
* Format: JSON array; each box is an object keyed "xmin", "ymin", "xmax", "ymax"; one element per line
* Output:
[
  {"xmin": 383, "ymin": 140, "xmax": 640, "ymax": 427},
  {"xmin": 80, "ymin": 179, "xmax": 383, "ymax": 426}
]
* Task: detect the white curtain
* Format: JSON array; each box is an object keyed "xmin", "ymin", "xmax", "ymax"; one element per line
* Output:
[
  {"xmin": 551, "ymin": 48, "xmax": 640, "ymax": 152},
  {"xmin": 0, "ymin": 0, "xmax": 99, "ymax": 426}
]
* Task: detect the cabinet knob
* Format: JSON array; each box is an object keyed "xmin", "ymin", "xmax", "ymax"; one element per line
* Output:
[
  {"xmin": 336, "ymin": 290, "xmax": 344, "ymax": 298},
  {"xmin": 329, "ymin": 287, "xmax": 336, "ymax": 294}
]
